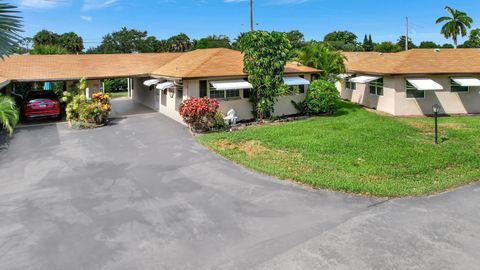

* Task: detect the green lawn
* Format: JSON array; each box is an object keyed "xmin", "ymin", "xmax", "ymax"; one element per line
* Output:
[
  {"xmin": 108, "ymin": 91, "xmax": 128, "ymax": 98},
  {"xmin": 198, "ymin": 101, "xmax": 480, "ymax": 197}
]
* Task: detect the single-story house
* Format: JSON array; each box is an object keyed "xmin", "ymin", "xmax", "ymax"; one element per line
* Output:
[
  {"xmin": 0, "ymin": 48, "xmax": 319, "ymax": 122},
  {"xmin": 339, "ymin": 48, "xmax": 480, "ymax": 116}
]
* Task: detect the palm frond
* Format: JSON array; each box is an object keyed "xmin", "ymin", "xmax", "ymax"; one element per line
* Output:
[
  {"xmin": 0, "ymin": 95, "xmax": 19, "ymax": 136},
  {"xmin": 0, "ymin": 2, "xmax": 23, "ymax": 57}
]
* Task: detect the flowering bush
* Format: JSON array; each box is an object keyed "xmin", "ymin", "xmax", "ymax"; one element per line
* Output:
[
  {"xmin": 179, "ymin": 97, "xmax": 221, "ymax": 130},
  {"xmin": 65, "ymin": 92, "xmax": 111, "ymax": 127}
]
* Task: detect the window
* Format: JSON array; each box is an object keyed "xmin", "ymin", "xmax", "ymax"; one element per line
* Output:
[
  {"xmin": 226, "ymin": 89, "xmax": 240, "ymax": 98},
  {"xmin": 406, "ymin": 81, "xmax": 425, "ymax": 99},
  {"xmin": 450, "ymin": 79, "xmax": 469, "ymax": 93},
  {"xmin": 176, "ymin": 87, "xmax": 183, "ymax": 99},
  {"xmin": 369, "ymin": 78, "xmax": 384, "ymax": 96},
  {"xmin": 299, "ymin": 75, "xmax": 305, "ymax": 93},
  {"xmin": 345, "ymin": 78, "xmax": 356, "ymax": 90},
  {"xmin": 311, "ymin": 74, "xmax": 320, "ymax": 81},
  {"xmin": 208, "ymin": 82, "xmax": 240, "ymax": 100}
]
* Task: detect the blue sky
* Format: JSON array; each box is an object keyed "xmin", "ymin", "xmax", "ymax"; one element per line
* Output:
[{"xmin": 13, "ymin": 0, "xmax": 480, "ymax": 48}]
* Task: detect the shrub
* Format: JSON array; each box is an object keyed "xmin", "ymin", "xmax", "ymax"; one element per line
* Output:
[
  {"xmin": 65, "ymin": 92, "xmax": 111, "ymax": 126},
  {"xmin": 179, "ymin": 97, "xmax": 220, "ymax": 130},
  {"xmin": 304, "ymin": 80, "xmax": 340, "ymax": 115},
  {"xmin": 0, "ymin": 95, "xmax": 19, "ymax": 136}
]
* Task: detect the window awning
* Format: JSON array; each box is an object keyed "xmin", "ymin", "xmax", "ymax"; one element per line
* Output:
[
  {"xmin": 143, "ymin": 79, "xmax": 160, "ymax": 87},
  {"xmin": 0, "ymin": 79, "xmax": 10, "ymax": 89},
  {"xmin": 337, "ymin": 74, "xmax": 352, "ymax": 79},
  {"xmin": 284, "ymin": 77, "xmax": 310, "ymax": 86},
  {"xmin": 210, "ymin": 79, "xmax": 253, "ymax": 90},
  {"xmin": 451, "ymin": 77, "xmax": 480, "ymax": 87},
  {"xmin": 407, "ymin": 78, "xmax": 443, "ymax": 91},
  {"xmin": 350, "ymin": 76, "xmax": 381, "ymax": 83},
  {"xmin": 156, "ymin": 82, "xmax": 174, "ymax": 90}
]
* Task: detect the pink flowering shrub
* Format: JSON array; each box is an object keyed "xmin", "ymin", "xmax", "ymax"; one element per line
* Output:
[{"xmin": 179, "ymin": 97, "xmax": 221, "ymax": 130}]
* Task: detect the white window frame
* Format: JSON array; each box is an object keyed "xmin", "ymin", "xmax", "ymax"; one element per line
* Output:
[
  {"xmin": 345, "ymin": 78, "xmax": 356, "ymax": 91},
  {"xmin": 450, "ymin": 79, "xmax": 470, "ymax": 94},
  {"xmin": 208, "ymin": 81, "xmax": 241, "ymax": 100},
  {"xmin": 405, "ymin": 80, "xmax": 425, "ymax": 99}
]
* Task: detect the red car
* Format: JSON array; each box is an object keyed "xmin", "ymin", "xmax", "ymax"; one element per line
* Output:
[{"xmin": 22, "ymin": 91, "xmax": 61, "ymax": 119}]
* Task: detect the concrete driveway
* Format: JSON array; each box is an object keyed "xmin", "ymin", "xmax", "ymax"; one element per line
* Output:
[{"xmin": 0, "ymin": 100, "xmax": 479, "ymax": 270}]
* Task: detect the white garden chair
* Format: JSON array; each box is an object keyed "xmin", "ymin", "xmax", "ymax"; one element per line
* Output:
[{"xmin": 224, "ymin": 109, "xmax": 238, "ymax": 125}]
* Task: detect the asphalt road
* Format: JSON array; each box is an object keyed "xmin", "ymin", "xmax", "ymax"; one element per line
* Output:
[{"xmin": 0, "ymin": 99, "xmax": 478, "ymax": 270}]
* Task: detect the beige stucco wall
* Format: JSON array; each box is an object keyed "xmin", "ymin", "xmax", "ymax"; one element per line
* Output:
[
  {"xmin": 338, "ymin": 75, "xmax": 480, "ymax": 116},
  {"xmin": 132, "ymin": 74, "xmax": 315, "ymax": 123},
  {"xmin": 393, "ymin": 75, "xmax": 480, "ymax": 116},
  {"xmin": 339, "ymin": 76, "xmax": 396, "ymax": 115}
]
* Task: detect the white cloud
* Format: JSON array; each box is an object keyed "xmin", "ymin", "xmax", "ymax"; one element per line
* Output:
[
  {"xmin": 82, "ymin": 0, "xmax": 118, "ymax": 11},
  {"xmin": 81, "ymin": 15, "xmax": 93, "ymax": 21},
  {"xmin": 20, "ymin": 0, "xmax": 67, "ymax": 8}
]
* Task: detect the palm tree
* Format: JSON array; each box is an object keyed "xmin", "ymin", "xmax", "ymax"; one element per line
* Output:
[
  {"xmin": 297, "ymin": 41, "xmax": 346, "ymax": 82},
  {"xmin": 0, "ymin": 95, "xmax": 19, "ymax": 136},
  {"xmin": 436, "ymin": 6, "xmax": 473, "ymax": 49},
  {"xmin": 0, "ymin": 2, "xmax": 22, "ymax": 136},
  {"xmin": 0, "ymin": 2, "xmax": 23, "ymax": 56}
]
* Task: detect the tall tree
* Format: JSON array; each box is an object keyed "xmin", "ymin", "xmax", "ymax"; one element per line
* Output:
[
  {"xmin": 30, "ymin": 44, "xmax": 69, "ymax": 55},
  {"xmin": 419, "ymin": 41, "xmax": 440, "ymax": 48},
  {"xmin": 59, "ymin": 32, "xmax": 84, "ymax": 53},
  {"xmin": 297, "ymin": 41, "xmax": 346, "ymax": 82},
  {"xmin": 167, "ymin": 33, "xmax": 193, "ymax": 52},
  {"xmin": 33, "ymin": 29, "xmax": 60, "ymax": 47},
  {"xmin": 324, "ymin": 31, "xmax": 363, "ymax": 51},
  {"xmin": 362, "ymin": 34, "xmax": 374, "ymax": 51},
  {"xmin": 285, "ymin": 30, "xmax": 305, "ymax": 50},
  {"xmin": 93, "ymin": 27, "xmax": 150, "ymax": 53},
  {"xmin": 397, "ymin": 35, "xmax": 416, "ymax": 50},
  {"xmin": 462, "ymin": 28, "xmax": 480, "ymax": 48},
  {"xmin": 195, "ymin": 35, "xmax": 231, "ymax": 49},
  {"xmin": 373, "ymin": 41, "xmax": 402, "ymax": 53},
  {"xmin": 239, "ymin": 31, "xmax": 291, "ymax": 119},
  {"xmin": 436, "ymin": 6, "xmax": 473, "ymax": 49}
]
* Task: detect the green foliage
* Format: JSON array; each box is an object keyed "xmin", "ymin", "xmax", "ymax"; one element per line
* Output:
[
  {"xmin": 285, "ymin": 30, "xmax": 305, "ymax": 50},
  {"xmin": 0, "ymin": 95, "xmax": 19, "ymax": 136},
  {"xmin": 324, "ymin": 31, "xmax": 363, "ymax": 51},
  {"xmin": 436, "ymin": 6, "xmax": 473, "ymax": 48},
  {"xmin": 374, "ymin": 41, "xmax": 402, "ymax": 53},
  {"xmin": 30, "ymin": 44, "xmax": 69, "ymax": 55},
  {"xmin": 442, "ymin": 43, "xmax": 455, "ymax": 48},
  {"xmin": 0, "ymin": 3, "xmax": 22, "ymax": 57},
  {"xmin": 297, "ymin": 41, "xmax": 346, "ymax": 82},
  {"xmin": 102, "ymin": 78, "xmax": 127, "ymax": 93},
  {"xmin": 396, "ymin": 35, "xmax": 416, "ymax": 50},
  {"xmin": 92, "ymin": 27, "xmax": 151, "ymax": 53},
  {"xmin": 303, "ymin": 80, "xmax": 339, "ymax": 114},
  {"xmin": 419, "ymin": 41, "xmax": 440, "ymax": 48},
  {"xmin": 33, "ymin": 30, "xmax": 83, "ymax": 53},
  {"xmin": 362, "ymin": 34, "xmax": 374, "ymax": 51},
  {"xmin": 65, "ymin": 92, "xmax": 111, "ymax": 126},
  {"xmin": 462, "ymin": 28, "xmax": 480, "ymax": 48},
  {"xmin": 167, "ymin": 33, "xmax": 193, "ymax": 52},
  {"xmin": 58, "ymin": 32, "xmax": 84, "ymax": 53},
  {"xmin": 195, "ymin": 35, "xmax": 231, "ymax": 49},
  {"xmin": 213, "ymin": 111, "xmax": 227, "ymax": 129},
  {"xmin": 239, "ymin": 30, "xmax": 292, "ymax": 119}
]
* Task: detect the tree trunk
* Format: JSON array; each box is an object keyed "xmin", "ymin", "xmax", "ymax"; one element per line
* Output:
[{"xmin": 453, "ymin": 36, "xmax": 458, "ymax": 49}]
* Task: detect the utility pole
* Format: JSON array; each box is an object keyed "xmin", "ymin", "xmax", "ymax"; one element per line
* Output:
[
  {"xmin": 405, "ymin": 16, "xmax": 409, "ymax": 51},
  {"xmin": 250, "ymin": 0, "xmax": 254, "ymax": 31}
]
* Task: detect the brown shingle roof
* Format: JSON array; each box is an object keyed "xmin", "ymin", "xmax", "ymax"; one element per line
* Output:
[
  {"xmin": 0, "ymin": 53, "xmax": 183, "ymax": 81},
  {"xmin": 0, "ymin": 48, "xmax": 319, "ymax": 82},
  {"xmin": 344, "ymin": 49, "xmax": 480, "ymax": 75},
  {"xmin": 152, "ymin": 48, "xmax": 319, "ymax": 78}
]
